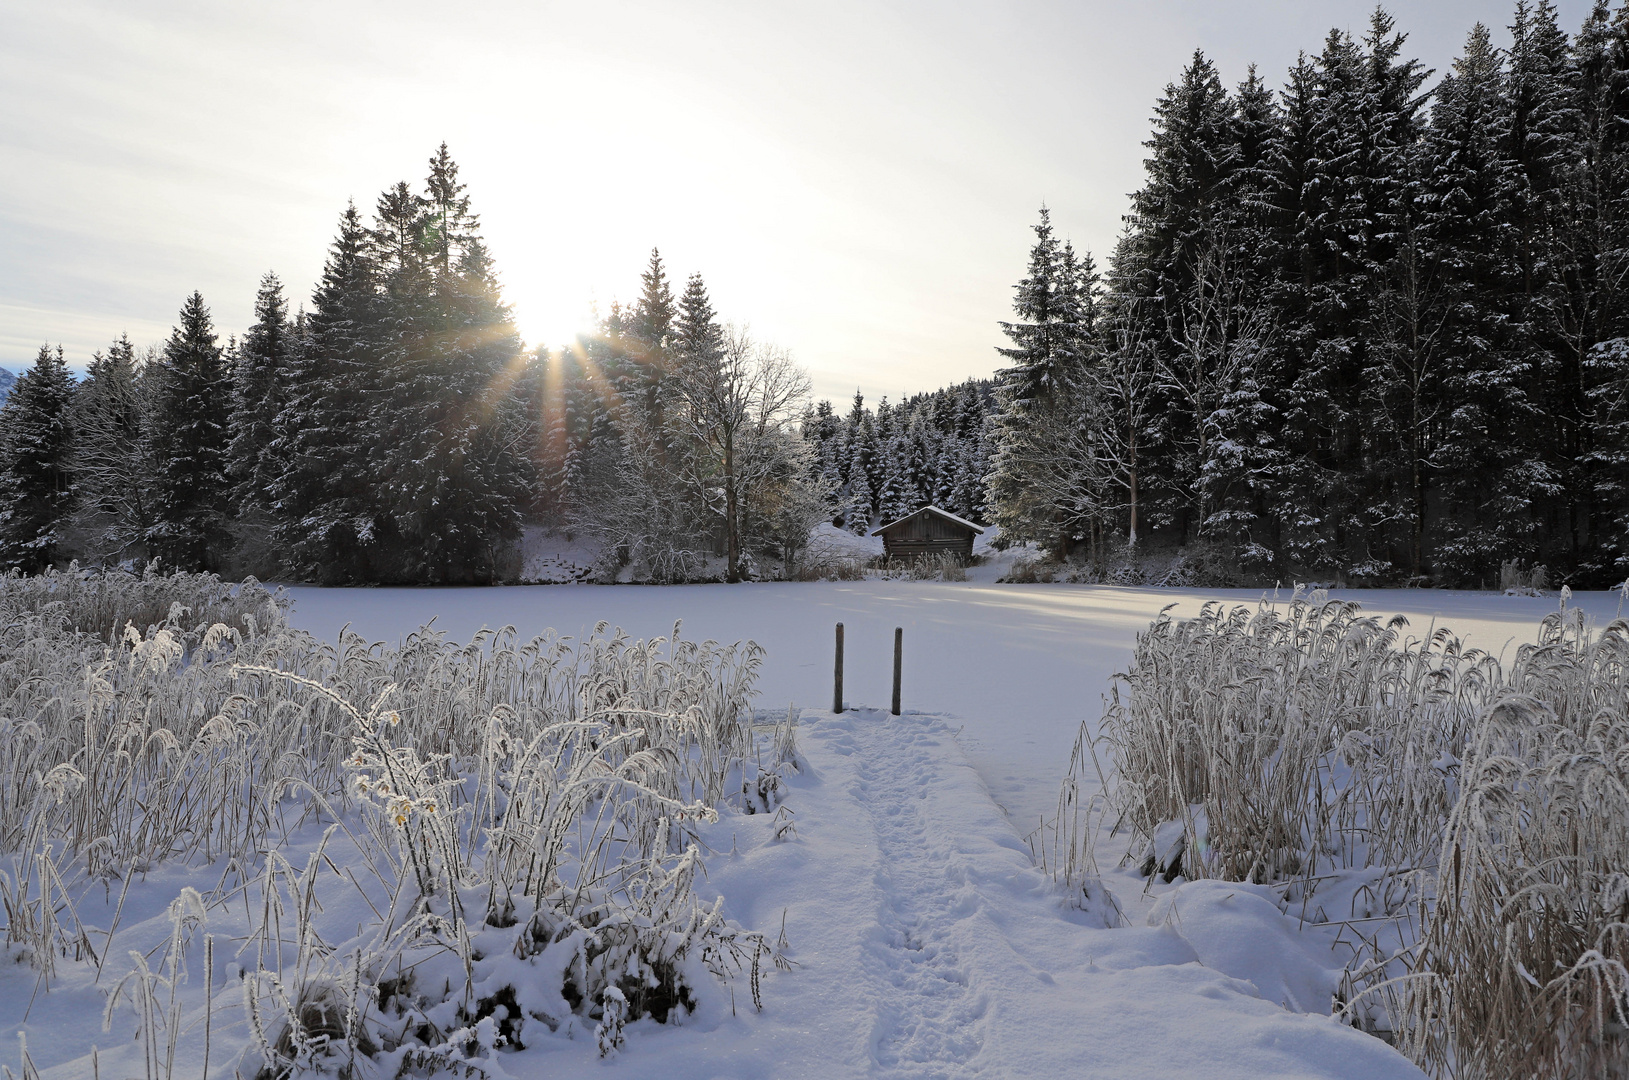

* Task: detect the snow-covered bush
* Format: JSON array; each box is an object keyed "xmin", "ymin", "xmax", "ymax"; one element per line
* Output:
[
  {"xmin": 0, "ymin": 562, "xmax": 286, "ymax": 644},
  {"xmin": 1498, "ymin": 558, "xmax": 1549, "ymax": 596},
  {"xmin": 1081, "ymin": 590, "xmax": 1629, "ymax": 1077},
  {"xmin": 0, "ymin": 572, "xmax": 789, "ymax": 1075}
]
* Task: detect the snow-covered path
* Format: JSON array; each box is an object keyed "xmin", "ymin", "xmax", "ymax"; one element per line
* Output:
[
  {"xmin": 538, "ymin": 706, "xmax": 1426, "ymax": 1078},
  {"xmin": 848, "ymin": 711, "xmax": 990, "ymax": 1073}
]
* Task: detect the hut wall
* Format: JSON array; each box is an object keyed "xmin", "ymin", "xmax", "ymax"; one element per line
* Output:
[{"xmin": 880, "ymin": 513, "xmax": 976, "ymax": 561}]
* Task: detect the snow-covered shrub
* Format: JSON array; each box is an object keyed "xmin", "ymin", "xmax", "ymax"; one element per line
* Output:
[
  {"xmin": 1395, "ymin": 615, "xmax": 1629, "ymax": 1079},
  {"xmin": 865, "ymin": 552, "xmax": 968, "ymax": 581},
  {"xmin": 0, "ymin": 572, "xmax": 786, "ymax": 1075},
  {"xmin": 0, "ymin": 562, "xmax": 287, "ymax": 644},
  {"xmin": 791, "ymin": 552, "xmax": 864, "ymax": 581},
  {"xmin": 1000, "ymin": 557, "xmax": 1057, "ymax": 584},
  {"xmin": 1498, "ymin": 558, "xmax": 1549, "ymax": 596},
  {"xmin": 1085, "ymin": 591, "xmax": 1629, "ymax": 1077}
]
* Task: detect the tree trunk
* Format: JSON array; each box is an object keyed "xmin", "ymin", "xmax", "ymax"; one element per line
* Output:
[
  {"xmin": 1128, "ymin": 424, "xmax": 1140, "ymax": 549},
  {"xmin": 725, "ymin": 432, "xmax": 739, "ymax": 582}
]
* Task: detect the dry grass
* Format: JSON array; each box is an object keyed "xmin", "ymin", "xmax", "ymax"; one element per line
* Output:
[
  {"xmin": 0, "ymin": 571, "xmax": 791, "ymax": 1075},
  {"xmin": 1080, "ymin": 590, "xmax": 1629, "ymax": 1077},
  {"xmin": 867, "ymin": 552, "xmax": 968, "ymax": 581},
  {"xmin": 0, "ymin": 563, "xmax": 286, "ymax": 644}
]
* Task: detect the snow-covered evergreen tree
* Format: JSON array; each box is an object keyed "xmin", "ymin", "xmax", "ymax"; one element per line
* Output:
[
  {"xmin": 269, "ymin": 203, "xmax": 380, "ymax": 582},
  {"xmin": 0, "ymin": 345, "xmax": 76, "ymax": 571},
  {"xmin": 365, "ymin": 149, "xmax": 530, "ymax": 583},
  {"xmin": 987, "ymin": 208, "xmax": 1101, "ymax": 555},
  {"xmin": 146, "ymin": 293, "xmax": 232, "ymax": 570},
  {"xmin": 226, "ymin": 271, "xmax": 294, "ymax": 569},
  {"xmin": 70, "ymin": 335, "xmax": 156, "ymax": 565}
]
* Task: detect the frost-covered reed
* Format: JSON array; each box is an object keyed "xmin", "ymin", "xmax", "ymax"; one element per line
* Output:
[
  {"xmin": 1083, "ymin": 589, "xmax": 1629, "ymax": 1078},
  {"xmin": 0, "ymin": 569, "xmax": 792, "ymax": 1075}
]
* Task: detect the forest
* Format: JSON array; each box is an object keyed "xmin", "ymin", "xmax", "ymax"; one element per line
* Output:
[
  {"xmin": 2, "ymin": 2, "xmax": 1628, "ymax": 588},
  {"xmin": 985, "ymin": 2, "xmax": 1629, "ymax": 587}
]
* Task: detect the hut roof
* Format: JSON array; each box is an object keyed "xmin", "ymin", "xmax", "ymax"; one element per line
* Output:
[{"xmin": 871, "ymin": 505, "xmax": 985, "ymax": 537}]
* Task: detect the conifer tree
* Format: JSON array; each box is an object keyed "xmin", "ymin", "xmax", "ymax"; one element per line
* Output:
[
  {"xmin": 988, "ymin": 208, "xmax": 1102, "ymax": 554},
  {"xmin": 366, "ymin": 149, "xmax": 529, "ymax": 582},
  {"xmin": 1422, "ymin": 23, "xmax": 1544, "ymax": 580},
  {"xmin": 269, "ymin": 204, "xmax": 380, "ymax": 582},
  {"xmin": 227, "ymin": 272, "xmax": 294, "ymax": 563},
  {"xmin": 147, "ymin": 293, "xmax": 232, "ymax": 570},
  {"xmin": 0, "ymin": 344, "xmax": 76, "ymax": 571},
  {"xmin": 71, "ymin": 335, "xmax": 156, "ymax": 564}
]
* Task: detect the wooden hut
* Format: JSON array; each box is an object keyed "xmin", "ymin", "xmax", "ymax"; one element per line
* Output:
[{"xmin": 871, "ymin": 505, "xmax": 983, "ymax": 562}]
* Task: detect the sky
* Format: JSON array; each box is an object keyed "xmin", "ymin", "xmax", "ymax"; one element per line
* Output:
[{"xmin": 0, "ymin": 0, "xmax": 1601, "ymax": 406}]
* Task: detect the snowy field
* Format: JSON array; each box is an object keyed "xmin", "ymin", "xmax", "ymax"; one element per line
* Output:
[{"xmin": 5, "ymin": 579, "xmax": 1611, "ymax": 1080}]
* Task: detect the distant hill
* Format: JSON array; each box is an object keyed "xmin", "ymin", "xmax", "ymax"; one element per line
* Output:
[{"xmin": 0, "ymin": 367, "xmax": 15, "ymax": 403}]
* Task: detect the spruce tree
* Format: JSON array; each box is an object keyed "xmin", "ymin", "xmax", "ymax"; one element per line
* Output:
[
  {"xmin": 988, "ymin": 209, "xmax": 1101, "ymax": 554},
  {"xmin": 1421, "ymin": 23, "xmax": 1540, "ymax": 581},
  {"xmin": 147, "ymin": 293, "xmax": 232, "ymax": 570},
  {"xmin": 1577, "ymin": 1, "xmax": 1629, "ymax": 574},
  {"xmin": 72, "ymin": 335, "xmax": 155, "ymax": 564},
  {"xmin": 227, "ymin": 272, "xmax": 294, "ymax": 554},
  {"xmin": 0, "ymin": 344, "xmax": 76, "ymax": 572},
  {"xmin": 269, "ymin": 204, "xmax": 381, "ymax": 582},
  {"xmin": 367, "ymin": 149, "xmax": 529, "ymax": 583}
]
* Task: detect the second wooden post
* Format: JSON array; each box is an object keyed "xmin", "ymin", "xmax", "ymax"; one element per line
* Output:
[
  {"xmin": 833, "ymin": 622, "xmax": 845, "ymax": 713},
  {"xmin": 891, "ymin": 626, "xmax": 902, "ymax": 715}
]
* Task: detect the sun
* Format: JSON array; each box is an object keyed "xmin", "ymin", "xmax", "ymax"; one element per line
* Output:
[{"xmin": 510, "ymin": 296, "xmax": 596, "ymax": 352}]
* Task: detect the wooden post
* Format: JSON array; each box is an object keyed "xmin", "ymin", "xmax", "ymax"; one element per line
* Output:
[
  {"xmin": 891, "ymin": 627, "xmax": 903, "ymax": 715},
  {"xmin": 833, "ymin": 622, "xmax": 844, "ymax": 713}
]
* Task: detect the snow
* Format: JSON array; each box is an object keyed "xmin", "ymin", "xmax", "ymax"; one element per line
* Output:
[
  {"xmin": 807, "ymin": 521, "xmax": 885, "ymax": 561},
  {"xmin": 870, "ymin": 505, "xmax": 985, "ymax": 535},
  {"xmin": 518, "ymin": 524, "xmax": 602, "ymax": 582},
  {"xmin": 11, "ymin": 580, "xmax": 1608, "ymax": 1078}
]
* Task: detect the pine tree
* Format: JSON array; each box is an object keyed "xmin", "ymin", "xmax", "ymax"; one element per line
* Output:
[
  {"xmin": 147, "ymin": 293, "xmax": 232, "ymax": 570},
  {"xmin": 666, "ymin": 272, "xmax": 722, "ymax": 539},
  {"xmin": 994, "ymin": 208, "xmax": 1087, "ymax": 411},
  {"xmin": 0, "ymin": 344, "xmax": 76, "ymax": 572},
  {"xmin": 989, "ymin": 209, "xmax": 1102, "ymax": 554},
  {"xmin": 1271, "ymin": 15, "xmax": 1430, "ymax": 574},
  {"xmin": 71, "ymin": 335, "xmax": 156, "ymax": 564},
  {"xmin": 1576, "ymin": 1, "xmax": 1629, "ymax": 574},
  {"xmin": 876, "ymin": 428, "xmax": 914, "ymax": 525},
  {"xmin": 227, "ymin": 272, "xmax": 294, "ymax": 565},
  {"xmin": 629, "ymin": 249, "xmax": 676, "ymax": 369},
  {"xmin": 1128, "ymin": 49, "xmax": 1237, "ymax": 302},
  {"xmin": 269, "ymin": 204, "xmax": 381, "ymax": 582},
  {"xmin": 843, "ymin": 393, "xmax": 875, "ymax": 532},
  {"xmin": 366, "ymin": 149, "xmax": 530, "ymax": 582},
  {"xmin": 1421, "ymin": 23, "xmax": 1545, "ymax": 581}
]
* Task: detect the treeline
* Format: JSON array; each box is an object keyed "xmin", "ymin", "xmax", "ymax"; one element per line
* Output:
[
  {"xmin": 0, "ymin": 146, "xmax": 822, "ymax": 583},
  {"xmin": 802, "ymin": 381, "xmax": 995, "ymax": 533},
  {"xmin": 989, "ymin": 2, "xmax": 1629, "ymax": 587}
]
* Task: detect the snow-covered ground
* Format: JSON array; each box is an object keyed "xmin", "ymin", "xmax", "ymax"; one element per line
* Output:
[
  {"xmin": 8, "ymin": 581, "xmax": 1607, "ymax": 1078},
  {"xmin": 518, "ymin": 524, "xmax": 602, "ymax": 582}
]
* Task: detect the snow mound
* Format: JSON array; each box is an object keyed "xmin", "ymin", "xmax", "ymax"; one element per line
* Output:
[
  {"xmin": 807, "ymin": 521, "xmax": 884, "ymax": 560},
  {"xmin": 1147, "ymin": 879, "xmax": 1343, "ymax": 1015}
]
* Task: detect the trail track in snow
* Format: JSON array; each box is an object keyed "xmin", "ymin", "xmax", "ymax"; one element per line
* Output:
[{"xmin": 845, "ymin": 709, "xmax": 990, "ymax": 1075}]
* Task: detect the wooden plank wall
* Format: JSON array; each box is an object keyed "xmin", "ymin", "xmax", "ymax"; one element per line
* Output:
[{"xmin": 880, "ymin": 513, "xmax": 975, "ymax": 561}]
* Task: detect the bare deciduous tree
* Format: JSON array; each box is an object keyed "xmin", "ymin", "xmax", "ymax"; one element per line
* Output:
[{"xmin": 672, "ymin": 325, "xmax": 811, "ymax": 581}]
